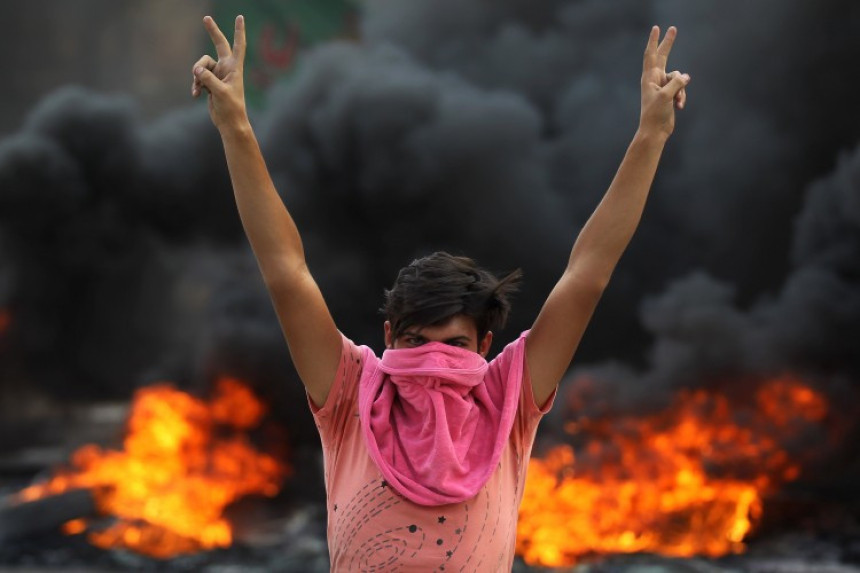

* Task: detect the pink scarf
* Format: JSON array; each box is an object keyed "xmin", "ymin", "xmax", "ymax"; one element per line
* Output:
[{"xmin": 358, "ymin": 340, "xmax": 523, "ymax": 506}]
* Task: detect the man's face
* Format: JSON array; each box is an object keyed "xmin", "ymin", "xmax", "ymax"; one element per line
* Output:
[{"xmin": 384, "ymin": 315, "xmax": 493, "ymax": 357}]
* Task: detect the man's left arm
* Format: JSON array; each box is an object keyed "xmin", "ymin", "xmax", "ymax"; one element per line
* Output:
[{"xmin": 526, "ymin": 26, "xmax": 691, "ymax": 406}]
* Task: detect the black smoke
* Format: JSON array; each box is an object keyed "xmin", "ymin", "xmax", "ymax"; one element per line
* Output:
[{"xmin": 1, "ymin": 0, "xmax": 859, "ymax": 502}]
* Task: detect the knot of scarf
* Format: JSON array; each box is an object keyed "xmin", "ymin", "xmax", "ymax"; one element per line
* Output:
[{"xmin": 358, "ymin": 341, "xmax": 522, "ymax": 506}]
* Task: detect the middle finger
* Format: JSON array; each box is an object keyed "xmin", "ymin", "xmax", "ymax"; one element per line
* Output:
[{"xmin": 656, "ymin": 26, "xmax": 677, "ymax": 70}]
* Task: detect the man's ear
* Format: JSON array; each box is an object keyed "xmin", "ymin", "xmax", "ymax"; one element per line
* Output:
[
  {"xmin": 384, "ymin": 321, "xmax": 393, "ymax": 349},
  {"xmin": 478, "ymin": 331, "xmax": 493, "ymax": 358}
]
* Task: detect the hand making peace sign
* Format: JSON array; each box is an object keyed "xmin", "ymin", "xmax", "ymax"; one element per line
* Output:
[
  {"xmin": 640, "ymin": 26, "xmax": 690, "ymax": 139},
  {"xmin": 192, "ymin": 15, "xmax": 248, "ymax": 130}
]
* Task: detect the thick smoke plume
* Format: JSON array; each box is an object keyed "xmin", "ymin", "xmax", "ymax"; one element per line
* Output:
[{"xmin": 1, "ymin": 0, "xmax": 859, "ymax": 502}]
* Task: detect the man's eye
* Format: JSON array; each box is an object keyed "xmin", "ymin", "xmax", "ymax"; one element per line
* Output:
[
  {"xmin": 447, "ymin": 341, "xmax": 465, "ymax": 347},
  {"xmin": 406, "ymin": 337, "xmax": 424, "ymax": 346}
]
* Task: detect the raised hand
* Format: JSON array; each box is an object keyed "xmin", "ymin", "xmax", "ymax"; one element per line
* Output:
[
  {"xmin": 192, "ymin": 15, "xmax": 248, "ymax": 130},
  {"xmin": 640, "ymin": 26, "xmax": 690, "ymax": 139}
]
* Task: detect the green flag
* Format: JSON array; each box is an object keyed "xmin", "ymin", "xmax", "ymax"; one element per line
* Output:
[{"xmin": 212, "ymin": 0, "xmax": 360, "ymax": 108}]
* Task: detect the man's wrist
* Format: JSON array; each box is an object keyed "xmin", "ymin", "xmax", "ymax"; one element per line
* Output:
[
  {"xmin": 633, "ymin": 126, "xmax": 671, "ymax": 147},
  {"xmin": 219, "ymin": 116, "xmax": 254, "ymax": 143}
]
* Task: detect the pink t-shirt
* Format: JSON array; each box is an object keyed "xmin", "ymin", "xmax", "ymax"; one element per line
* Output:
[{"xmin": 310, "ymin": 331, "xmax": 555, "ymax": 572}]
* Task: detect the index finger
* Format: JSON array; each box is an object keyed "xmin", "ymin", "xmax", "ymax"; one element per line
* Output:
[
  {"xmin": 232, "ymin": 15, "xmax": 246, "ymax": 62},
  {"xmin": 656, "ymin": 26, "xmax": 678, "ymax": 70},
  {"xmin": 643, "ymin": 26, "xmax": 660, "ymax": 71},
  {"xmin": 203, "ymin": 15, "xmax": 232, "ymax": 59}
]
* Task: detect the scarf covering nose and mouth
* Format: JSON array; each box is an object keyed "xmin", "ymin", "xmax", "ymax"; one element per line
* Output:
[{"xmin": 358, "ymin": 339, "xmax": 524, "ymax": 506}]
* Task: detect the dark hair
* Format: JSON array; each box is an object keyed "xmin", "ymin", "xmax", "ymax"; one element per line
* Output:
[{"xmin": 382, "ymin": 251, "xmax": 522, "ymax": 342}]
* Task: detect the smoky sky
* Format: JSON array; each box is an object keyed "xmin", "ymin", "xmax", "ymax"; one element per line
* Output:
[{"xmin": 1, "ymin": 0, "xmax": 859, "ymax": 475}]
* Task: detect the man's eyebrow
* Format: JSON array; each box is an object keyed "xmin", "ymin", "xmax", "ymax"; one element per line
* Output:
[{"xmin": 443, "ymin": 336, "xmax": 471, "ymax": 343}]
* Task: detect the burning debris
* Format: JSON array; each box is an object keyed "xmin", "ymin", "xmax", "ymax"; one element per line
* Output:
[
  {"xmin": 521, "ymin": 139, "xmax": 860, "ymax": 567},
  {"xmin": 517, "ymin": 377, "xmax": 832, "ymax": 568},
  {"xmin": 11, "ymin": 378, "xmax": 287, "ymax": 559}
]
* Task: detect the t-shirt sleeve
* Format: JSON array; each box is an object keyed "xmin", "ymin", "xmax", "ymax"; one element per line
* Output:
[
  {"xmin": 307, "ymin": 332, "xmax": 364, "ymax": 452},
  {"xmin": 487, "ymin": 330, "xmax": 557, "ymax": 447}
]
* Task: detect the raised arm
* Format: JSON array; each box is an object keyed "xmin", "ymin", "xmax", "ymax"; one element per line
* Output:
[
  {"xmin": 525, "ymin": 26, "xmax": 691, "ymax": 406},
  {"xmin": 192, "ymin": 15, "xmax": 341, "ymax": 407}
]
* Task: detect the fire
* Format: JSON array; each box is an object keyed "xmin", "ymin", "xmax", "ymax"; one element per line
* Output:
[
  {"xmin": 516, "ymin": 376, "xmax": 828, "ymax": 568},
  {"xmin": 16, "ymin": 377, "xmax": 287, "ymax": 559}
]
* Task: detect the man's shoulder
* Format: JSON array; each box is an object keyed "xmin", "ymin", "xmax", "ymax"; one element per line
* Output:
[
  {"xmin": 340, "ymin": 333, "xmax": 380, "ymax": 369},
  {"xmin": 487, "ymin": 330, "xmax": 530, "ymax": 369}
]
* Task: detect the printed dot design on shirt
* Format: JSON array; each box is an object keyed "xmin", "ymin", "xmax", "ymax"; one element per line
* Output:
[
  {"xmin": 337, "ymin": 478, "xmax": 432, "ymax": 571},
  {"xmin": 431, "ymin": 506, "xmax": 469, "ymax": 572},
  {"xmin": 335, "ymin": 479, "xmax": 401, "ymax": 553},
  {"xmin": 458, "ymin": 489, "xmax": 491, "ymax": 571},
  {"xmin": 355, "ymin": 523, "xmax": 428, "ymax": 572}
]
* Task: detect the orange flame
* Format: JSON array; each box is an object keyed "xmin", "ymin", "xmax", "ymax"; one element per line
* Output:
[
  {"xmin": 62, "ymin": 519, "xmax": 88, "ymax": 535},
  {"xmin": 516, "ymin": 376, "xmax": 828, "ymax": 567},
  {"xmin": 16, "ymin": 377, "xmax": 287, "ymax": 559}
]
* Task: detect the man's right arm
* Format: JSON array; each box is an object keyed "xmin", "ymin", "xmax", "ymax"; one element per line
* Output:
[
  {"xmin": 193, "ymin": 15, "xmax": 341, "ymax": 407},
  {"xmin": 220, "ymin": 123, "xmax": 342, "ymax": 408}
]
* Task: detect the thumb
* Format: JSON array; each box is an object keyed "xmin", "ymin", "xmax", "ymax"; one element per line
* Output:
[
  {"xmin": 194, "ymin": 66, "xmax": 225, "ymax": 95},
  {"xmin": 661, "ymin": 71, "xmax": 690, "ymax": 98}
]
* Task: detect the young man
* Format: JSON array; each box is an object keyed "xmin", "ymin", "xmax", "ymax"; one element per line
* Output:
[{"xmin": 192, "ymin": 15, "xmax": 689, "ymax": 571}]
